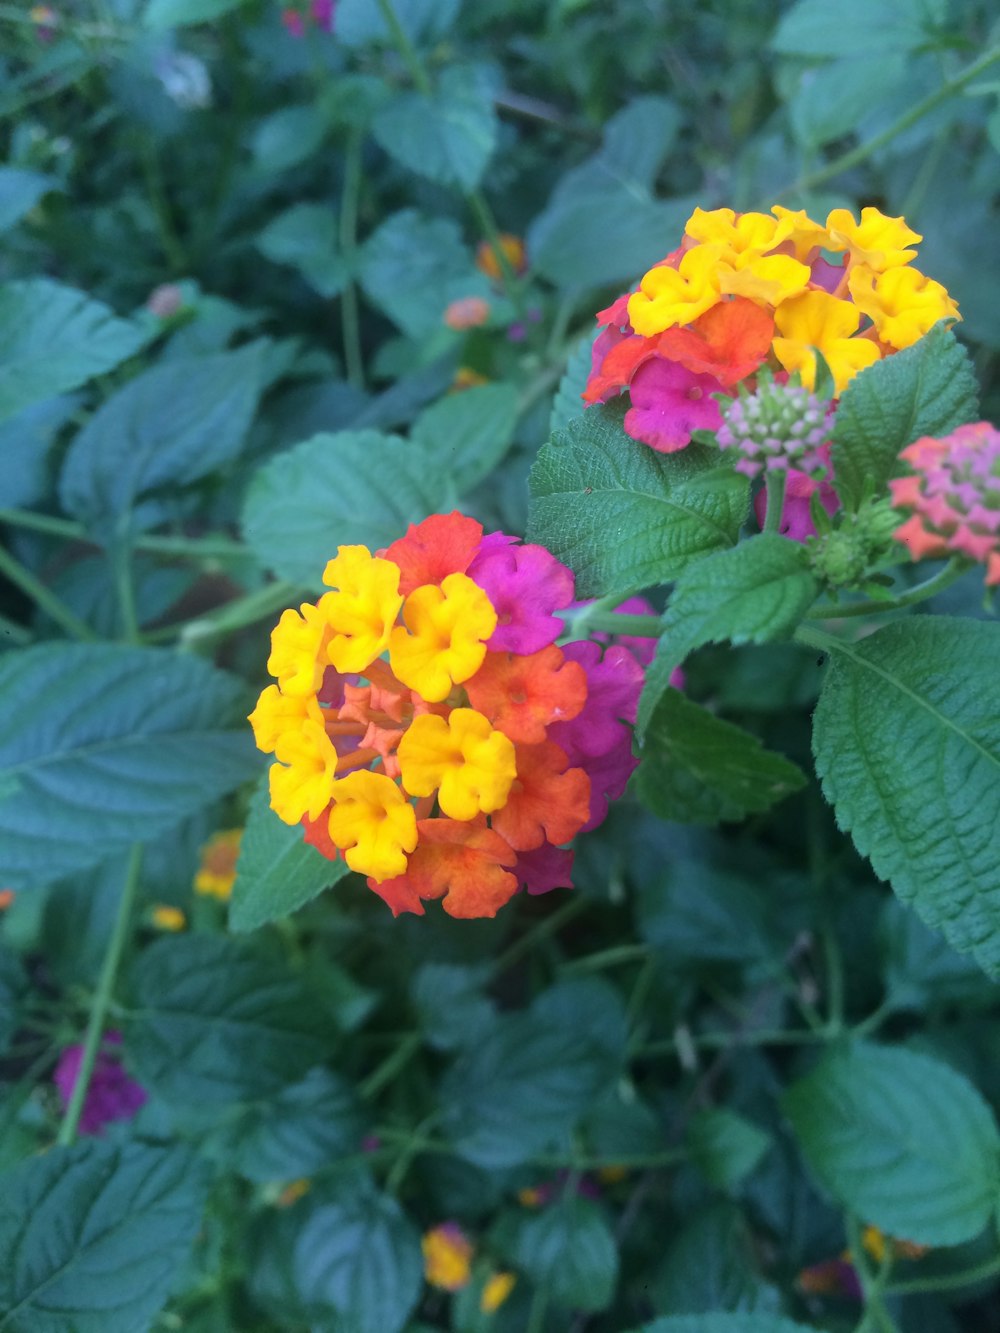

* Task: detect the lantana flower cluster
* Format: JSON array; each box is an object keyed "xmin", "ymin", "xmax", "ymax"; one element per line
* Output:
[
  {"xmin": 890, "ymin": 421, "xmax": 1000, "ymax": 585},
  {"xmin": 250, "ymin": 513, "xmax": 643, "ymax": 919},
  {"xmin": 585, "ymin": 204, "xmax": 958, "ymax": 454}
]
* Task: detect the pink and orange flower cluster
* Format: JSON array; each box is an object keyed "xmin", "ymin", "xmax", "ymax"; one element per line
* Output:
[
  {"xmin": 585, "ymin": 205, "xmax": 958, "ymax": 454},
  {"xmin": 250, "ymin": 513, "xmax": 643, "ymax": 919}
]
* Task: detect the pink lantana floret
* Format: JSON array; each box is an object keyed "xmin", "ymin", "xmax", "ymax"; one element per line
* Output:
[
  {"xmin": 624, "ymin": 358, "xmax": 725, "ymax": 454},
  {"xmin": 468, "ymin": 541, "xmax": 576, "ymax": 654}
]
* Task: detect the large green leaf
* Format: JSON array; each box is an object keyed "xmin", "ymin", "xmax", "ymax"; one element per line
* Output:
[
  {"xmin": 0, "ymin": 644, "xmax": 257, "ymax": 891},
  {"xmin": 144, "ymin": 0, "xmax": 247, "ymax": 27},
  {"xmin": 440, "ymin": 1001, "xmax": 616, "ymax": 1167},
  {"xmin": 772, "ymin": 0, "xmax": 944, "ymax": 56},
  {"xmin": 0, "ymin": 279, "xmax": 144, "ymax": 423},
  {"xmin": 242, "ymin": 429, "xmax": 451, "ymax": 585},
  {"xmin": 0, "ymin": 946, "xmax": 26, "ymax": 1056},
  {"xmin": 635, "ymin": 689, "xmax": 806, "ymax": 825},
  {"xmin": 784, "ymin": 1040, "xmax": 1000, "ymax": 1246},
  {"xmin": 335, "ymin": 0, "xmax": 460, "ymax": 47},
  {"xmin": 527, "ymin": 406, "xmax": 747, "ymax": 599},
  {"xmin": 514, "ymin": 1197, "xmax": 618, "ymax": 1312},
  {"xmin": 686, "ymin": 1110, "xmax": 773, "ymax": 1193},
  {"xmin": 372, "ymin": 65, "xmax": 497, "ymax": 192},
  {"xmin": 126, "ymin": 935, "xmax": 331, "ymax": 1107},
  {"xmin": 810, "ymin": 617, "xmax": 1000, "ymax": 974},
  {"xmin": 208, "ymin": 1068, "xmax": 364, "ymax": 1182},
  {"xmin": 291, "ymin": 1187, "xmax": 423, "ymax": 1333},
  {"xmin": 549, "ymin": 335, "xmax": 593, "ymax": 437},
  {"xmin": 0, "ymin": 1141, "xmax": 208, "ymax": 1333},
  {"xmin": 256, "ymin": 204, "xmax": 349, "ymax": 299},
  {"xmin": 651, "ymin": 1204, "xmax": 782, "ymax": 1316},
  {"xmin": 230, "ymin": 778, "xmax": 349, "ymax": 932},
  {"xmin": 830, "ymin": 324, "xmax": 977, "ymax": 510},
  {"xmin": 59, "ymin": 345, "xmax": 263, "ymax": 538},
  {"xmin": 637, "ymin": 535, "xmax": 819, "ymax": 735},
  {"xmin": 0, "ymin": 393, "xmax": 79, "ymax": 509},
  {"xmin": 359, "ymin": 209, "xmax": 490, "ymax": 338},
  {"xmin": 410, "ymin": 382, "xmax": 518, "ymax": 494}
]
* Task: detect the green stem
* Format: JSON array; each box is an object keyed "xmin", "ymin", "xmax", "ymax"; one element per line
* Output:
[
  {"xmin": 384, "ymin": 1111, "xmax": 439, "ymax": 1195},
  {"xmin": 887, "ymin": 1253, "xmax": 1000, "ymax": 1296},
  {"xmin": 762, "ymin": 472, "xmax": 787, "ymax": 535},
  {"xmin": 0, "ymin": 542, "xmax": 97, "ymax": 641},
  {"xmin": 151, "ymin": 580, "xmax": 299, "ymax": 647},
  {"xmin": 852, "ymin": 998, "xmax": 894, "ymax": 1038},
  {"xmin": 490, "ymin": 895, "xmax": 588, "ymax": 976},
  {"xmin": 360, "ymin": 1031, "xmax": 423, "ymax": 1101},
  {"xmin": 821, "ymin": 920, "xmax": 845, "ymax": 1033},
  {"xmin": 847, "ymin": 1214, "xmax": 899, "ymax": 1333},
  {"xmin": 566, "ymin": 611, "xmax": 664, "ymax": 639},
  {"xmin": 113, "ymin": 543, "xmax": 141, "ymax": 644},
  {"xmin": 638, "ymin": 1026, "xmax": 827, "ymax": 1058},
  {"xmin": 374, "ymin": 1127, "xmax": 688, "ymax": 1172},
  {"xmin": 781, "ymin": 44, "xmax": 1000, "ymax": 196},
  {"xmin": 564, "ymin": 943, "xmax": 650, "ymax": 973},
  {"xmin": 375, "ymin": 0, "xmax": 431, "ymax": 92},
  {"xmin": 806, "ymin": 557, "xmax": 968, "ymax": 620},
  {"xmin": 526, "ymin": 1287, "xmax": 549, "ymax": 1333},
  {"xmin": 0, "ymin": 612, "xmax": 32, "ymax": 646},
  {"xmin": 56, "ymin": 845, "xmax": 142, "ymax": 1146},
  {"xmin": 339, "ymin": 128, "xmax": 366, "ymax": 391},
  {"xmin": 137, "ymin": 135, "xmax": 187, "ymax": 272},
  {"xmin": 0, "ymin": 508, "xmax": 250, "ymax": 562}
]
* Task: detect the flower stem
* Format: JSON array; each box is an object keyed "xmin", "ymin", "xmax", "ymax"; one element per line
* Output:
[
  {"xmin": 56, "ymin": 844, "xmax": 143, "ymax": 1147},
  {"xmin": 0, "ymin": 541, "xmax": 97, "ymax": 641},
  {"xmin": 148, "ymin": 580, "xmax": 300, "ymax": 647},
  {"xmin": 360, "ymin": 1031, "xmax": 423, "ymax": 1101},
  {"xmin": 781, "ymin": 44, "xmax": 1000, "ymax": 196},
  {"xmin": 762, "ymin": 472, "xmax": 787, "ymax": 535},
  {"xmin": 375, "ymin": 0, "xmax": 431, "ymax": 93},
  {"xmin": 806, "ymin": 557, "xmax": 968, "ymax": 620},
  {"xmin": 887, "ymin": 1253, "xmax": 1000, "ymax": 1296}
]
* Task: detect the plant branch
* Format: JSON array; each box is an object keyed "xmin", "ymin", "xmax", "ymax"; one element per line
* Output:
[
  {"xmin": 0, "ymin": 542, "xmax": 97, "ymax": 641},
  {"xmin": 806, "ymin": 557, "xmax": 968, "ymax": 620}
]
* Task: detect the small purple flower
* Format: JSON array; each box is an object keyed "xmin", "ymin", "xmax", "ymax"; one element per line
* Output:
[
  {"xmin": 53, "ymin": 1031, "xmax": 147, "ymax": 1136},
  {"xmin": 514, "ymin": 842, "xmax": 575, "ymax": 895},
  {"xmin": 467, "ymin": 540, "xmax": 575, "ymax": 655}
]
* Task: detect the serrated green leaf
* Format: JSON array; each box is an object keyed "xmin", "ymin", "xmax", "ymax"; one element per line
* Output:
[
  {"xmin": 0, "ymin": 167, "xmax": 60, "ymax": 231},
  {"xmin": 440, "ymin": 1005, "xmax": 614, "ymax": 1168},
  {"xmin": 292, "ymin": 1188, "xmax": 423, "ymax": 1333},
  {"xmin": 783, "ymin": 1040, "xmax": 1000, "ymax": 1246},
  {"xmin": 230, "ymin": 779, "xmax": 349, "ymax": 932},
  {"xmin": 831, "ymin": 324, "xmax": 977, "ymax": 510},
  {"xmin": 126, "ymin": 935, "xmax": 331, "ymax": 1107},
  {"xmin": 687, "ymin": 1110, "xmax": 773, "ymax": 1193},
  {"xmin": 0, "ymin": 279, "xmax": 144, "ymax": 423},
  {"xmin": 410, "ymin": 382, "xmax": 518, "ymax": 493},
  {"xmin": 549, "ymin": 335, "xmax": 593, "ymax": 437},
  {"xmin": 372, "ymin": 65, "xmax": 498, "ymax": 191},
  {"xmin": 635, "ymin": 690, "xmax": 807, "ymax": 825},
  {"xmin": 359, "ymin": 209, "xmax": 490, "ymax": 338},
  {"xmin": 0, "ymin": 1140, "xmax": 208, "ymax": 1333},
  {"xmin": 651, "ymin": 1203, "xmax": 782, "ymax": 1316},
  {"xmin": 242, "ymin": 429, "xmax": 450, "ymax": 585},
  {"xmin": 0, "ymin": 644, "xmax": 256, "ymax": 891},
  {"xmin": 514, "ymin": 1197, "xmax": 618, "ymax": 1312},
  {"xmin": 412, "ymin": 962, "xmax": 496, "ymax": 1052},
  {"xmin": 59, "ymin": 345, "xmax": 263, "ymax": 538},
  {"xmin": 207, "ymin": 1068, "xmax": 365, "ymax": 1182},
  {"xmin": 789, "ymin": 55, "xmax": 908, "ymax": 150},
  {"xmin": 810, "ymin": 617, "xmax": 1000, "ymax": 975},
  {"xmin": 256, "ymin": 204, "xmax": 349, "ymax": 299},
  {"xmin": 0, "ymin": 393, "xmax": 79, "ymax": 509},
  {"xmin": 637, "ymin": 860, "xmax": 780, "ymax": 963},
  {"xmin": 881, "ymin": 899, "xmax": 993, "ymax": 1014},
  {"xmin": 251, "ymin": 106, "xmax": 328, "ymax": 174},
  {"xmin": 632, "ymin": 1312, "xmax": 817, "ymax": 1332},
  {"xmin": 527, "ymin": 406, "xmax": 748, "ymax": 599},
  {"xmin": 637, "ymin": 535, "xmax": 819, "ymax": 735}
]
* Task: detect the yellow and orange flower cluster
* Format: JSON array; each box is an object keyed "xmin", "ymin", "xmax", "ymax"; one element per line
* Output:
[
  {"xmin": 586, "ymin": 205, "xmax": 958, "ymax": 453},
  {"xmin": 250, "ymin": 513, "xmax": 644, "ymax": 919}
]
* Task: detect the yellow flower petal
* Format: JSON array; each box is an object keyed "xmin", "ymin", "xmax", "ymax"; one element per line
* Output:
[
  {"xmin": 825, "ymin": 206, "xmax": 921, "ymax": 271},
  {"xmin": 717, "ymin": 252, "xmax": 811, "ymax": 305},
  {"xmin": 770, "ymin": 205, "xmax": 832, "ymax": 261},
  {"xmin": 248, "ymin": 685, "xmax": 323, "ymax": 754},
  {"xmin": 848, "ymin": 263, "xmax": 959, "ymax": 349},
  {"xmin": 627, "ymin": 245, "xmax": 723, "ymax": 336},
  {"xmin": 480, "ymin": 1271, "xmax": 517, "ymax": 1313},
  {"xmin": 389, "ymin": 573, "xmax": 496, "ymax": 703},
  {"xmin": 266, "ymin": 603, "xmax": 330, "ymax": 698},
  {"xmin": 269, "ymin": 718, "xmax": 339, "ymax": 824},
  {"xmin": 319, "ymin": 545, "xmax": 403, "ymax": 674},
  {"xmin": 773, "ymin": 290, "xmax": 880, "ymax": 393},
  {"xmin": 397, "ymin": 709, "xmax": 516, "ymax": 821},
  {"xmin": 326, "ymin": 769, "xmax": 417, "ymax": 882}
]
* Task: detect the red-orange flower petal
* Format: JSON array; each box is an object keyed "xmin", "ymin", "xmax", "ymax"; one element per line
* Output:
[
  {"xmin": 302, "ymin": 808, "xmax": 340, "ymax": 861},
  {"xmin": 582, "ymin": 334, "xmax": 657, "ymax": 403},
  {"xmin": 491, "ymin": 741, "xmax": 591, "ymax": 852},
  {"xmin": 654, "ymin": 296, "xmax": 773, "ymax": 386},
  {"xmin": 369, "ymin": 818, "xmax": 518, "ymax": 919},
  {"xmin": 383, "ymin": 513, "xmax": 484, "ymax": 597},
  {"xmin": 465, "ymin": 645, "xmax": 587, "ymax": 744}
]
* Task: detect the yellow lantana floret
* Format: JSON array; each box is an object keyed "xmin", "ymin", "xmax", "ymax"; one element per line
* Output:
[
  {"xmin": 152, "ymin": 904, "xmax": 186, "ymax": 931},
  {"xmin": 319, "ymin": 545, "xmax": 403, "ymax": 674},
  {"xmin": 389, "ymin": 573, "xmax": 496, "ymax": 703},
  {"xmin": 249, "ymin": 685, "xmax": 323, "ymax": 754},
  {"xmin": 825, "ymin": 207, "xmax": 921, "ymax": 271},
  {"xmin": 627, "ymin": 245, "xmax": 722, "ymax": 336},
  {"xmin": 685, "ymin": 206, "xmax": 779, "ymax": 256},
  {"xmin": 772, "ymin": 290, "xmax": 880, "ymax": 394},
  {"xmin": 397, "ymin": 709, "xmax": 516, "ymax": 821},
  {"xmin": 267, "ymin": 603, "xmax": 331, "ymax": 697},
  {"xmin": 717, "ymin": 251, "xmax": 811, "ymax": 307},
  {"xmin": 422, "ymin": 1225, "xmax": 474, "ymax": 1292},
  {"xmin": 480, "ymin": 1271, "xmax": 517, "ymax": 1313},
  {"xmin": 848, "ymin": 264, "xmax": 959, "ymax": 349},
  {"xmin": 269, "ymin": 718, "xmax": 339, "ymax": 824},
  {"xmin": 326, "ymin": 769, "xmax": 417, "ymax": 881},
  {"xmin": 770, "ymin": 205, "xmax": 832, "ymax": 261},
  {"xmin": 194, "ymin": 829, "xmax": 242, "ymax": 901}
]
